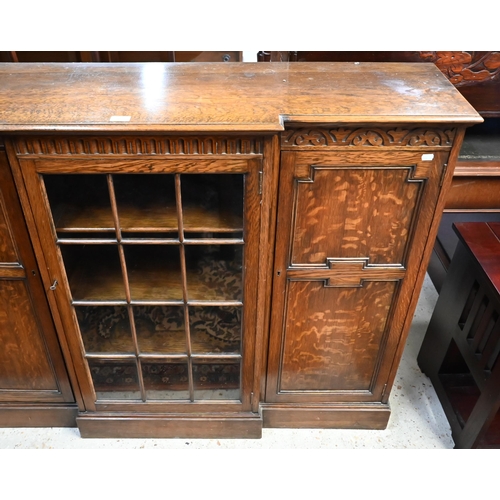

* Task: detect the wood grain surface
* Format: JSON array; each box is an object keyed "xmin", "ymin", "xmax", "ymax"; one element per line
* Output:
[
  {"xmin": 0, "ymin": 148, "xmax": 75, "ymax": 405},
  {"xmin": 0, "ymin": 62, "xmax": 480, "ymax": 435},
  {"xmin": 280, "ymin": 281, "xmax": 396, "ymax": 391},
  {"xmin": 291, "ymin": 167, "xmax": 421, "ymax": 265},
  {"xmin": 0, "ymin": 63, "xmax": 481, "ymax": 132}
]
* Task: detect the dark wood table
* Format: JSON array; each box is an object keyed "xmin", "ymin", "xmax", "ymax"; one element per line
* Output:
[{"xmin": 418, "ymin": 222, "xmax": 500, "ymax": 448}]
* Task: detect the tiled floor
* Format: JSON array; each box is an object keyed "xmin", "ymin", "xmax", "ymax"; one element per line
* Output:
[{"xmin": 0, "ymin": 274, "xmax": 454, "ymax": 449}]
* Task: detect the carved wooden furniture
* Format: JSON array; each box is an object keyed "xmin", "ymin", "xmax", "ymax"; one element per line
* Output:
[
  {"xmin": 418, "ymin": 222, "xmax": 500, "ymax": 448},
  {"xmin": 259, "ymin": 51, "xmax": 500, "ymax": 292},
  {"xmin": 0, "ymin": 144, "xmax": 77, "ymax": 426},
  {"xmin": 0, "ymin": 62, "xmax": 481, "ymax": 438}
]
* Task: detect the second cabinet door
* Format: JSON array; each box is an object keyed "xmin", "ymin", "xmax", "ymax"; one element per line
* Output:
[
  {"xmin": 266, "ymin": 149, "xmax": 449, "ymax": 404},
  {"xmin": 0, "ymin": 149, "xmax": 74, "ymax": 407},
  {"xmin": 18, "ymin": 152, "xmax": 262, "ymax": 414}
]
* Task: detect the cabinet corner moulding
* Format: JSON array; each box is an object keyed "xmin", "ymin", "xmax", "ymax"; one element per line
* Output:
[
  {"xmin": 13, "ymin": 136, "xmax": 264, "ymax": 157},
  {"xmin": 281, "ymin": 127, "xmax": 457, "ymax": 148}
]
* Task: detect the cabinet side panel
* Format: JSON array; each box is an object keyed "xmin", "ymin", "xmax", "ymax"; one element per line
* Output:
[{"xmin": 280, "ymin": 280, "xmax": 397, "ymax": 392}]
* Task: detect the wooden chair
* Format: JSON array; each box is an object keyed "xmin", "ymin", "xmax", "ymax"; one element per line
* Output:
[{"xmin": 418, "ymin": 222, "xmax": 500, "ymax": 448}]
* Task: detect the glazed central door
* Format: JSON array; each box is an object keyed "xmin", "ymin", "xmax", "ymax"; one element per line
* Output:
[{"xmin": 19, "ymin": 153, "xmax": 261, "ymax": 414}]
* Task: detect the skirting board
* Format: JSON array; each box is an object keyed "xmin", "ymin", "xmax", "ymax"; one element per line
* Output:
[
  {"xmin": 77, "ymin": 413, "xmax": 263, "ymax": 439},
  {"xmin": 261, "ymin": 403, "xmax": 391, "ymax": 429},
  {"xmin": 0, "ymin": 405, "xmax": 78, "ymax": 427}
]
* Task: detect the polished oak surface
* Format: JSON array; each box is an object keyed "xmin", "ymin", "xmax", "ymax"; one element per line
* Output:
[
  {"xmin": 0, "ymin": 63, "xmax": 481, "ymax": 132},
  {"xmin": 0, "ymin": 147, "xmax": 75, "ymax": 407},
  {"xmin": 0, "ymin": 62, "xmax": 482, "ymax": 436}
]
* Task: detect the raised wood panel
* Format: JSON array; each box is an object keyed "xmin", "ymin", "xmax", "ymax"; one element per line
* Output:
[
  {"xmin": 266, "ymin": 146, "xmax": 451, "ymax": 405},
  {"xmin": 0, "ymin": 147, "xmax": 75, "ymax": 405},
  {"xmin": 0, "ymin": 191, "xmax": 18, "ymax": 263},
  {"xmin": 291, "ymin": 167, "xmax": 422, "ymax": 265},
  {"xmin": 280, "ymin": 280, "xmax": 397, "ymax": 392},
  {"xmin": 0, "ymin": 281, "xmax": 57, "ymax": 391}
]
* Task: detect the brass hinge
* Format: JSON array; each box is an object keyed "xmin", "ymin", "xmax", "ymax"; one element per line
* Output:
[{"xmin": 258, "ymin": 171, "xmax": 263, "ymax": 195}]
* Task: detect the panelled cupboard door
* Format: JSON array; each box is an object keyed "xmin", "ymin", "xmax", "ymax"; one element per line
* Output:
[
  {"xmin": 266, "ymin": 149, "xmax": 450, "ymax": 403},
  {"xmin": 0, "ymin": 149, "xmax": 74, "ymax": 403},
  {"xmin": 16, "ymin": 146, "xmax": 262, "ymax": 414}
]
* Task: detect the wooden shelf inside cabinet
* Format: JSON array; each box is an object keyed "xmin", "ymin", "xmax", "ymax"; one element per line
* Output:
[
  {"xmin": 45, "ymin": 173, "xmax": 244, "ymax": 234},
  {"xmin": 62, "ymin": 244, "xmax": 243, "ymax": 303},
  {"xmin": 182, "ymin": 205, "xmax": 243, "ymax": 233},
  {"xmin": 53, "ymin": 203, "xmax": 115, "ymax": 232},
  {"xmin": 54, "ymin": 204, "xmax": 243, "ymax": 234}
]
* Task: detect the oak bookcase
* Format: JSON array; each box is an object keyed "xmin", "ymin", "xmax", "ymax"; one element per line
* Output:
[{"xmin": 0, "ymin": 62, "xmax": 481, "ymax": 437}]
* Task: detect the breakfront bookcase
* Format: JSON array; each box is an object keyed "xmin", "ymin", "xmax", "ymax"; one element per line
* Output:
[{"xmin": 0, "ymin": 62, "xmax": 481, "ymax": 438}]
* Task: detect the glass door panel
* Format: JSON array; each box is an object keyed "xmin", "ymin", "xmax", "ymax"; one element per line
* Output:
[
  {"xmin": 185, "ymin": 245, "xmax": 243, "ymax": 301},
  {"xmin": 134, "ymin": 305, "xmax": 186, "ymax": 354},
  {"xmin": 113, "ymin": 174, "xmax": 178, "ymax": 236},
  {"xmin": 44, "ymin": 175, "xmax": 114, "ymax": 233},
  {"xmin": 141, "ymin": 359, "xmax": 190, "ymax": 400},
  {"xmin": 37, "ymin": 162, "xmax": 257, "ymax": 407},
  {"xmin": 60, "ymin": 245, "xmax": 126, "ymax": 301},
  {"xmin": 124, "ymin": 245, "xmax": 183, "ymax": 301},
  {"xmin": 189, "ymin": 306, "xmax": 241, "ymax": 354},
  {"xmin": 88, "ymin": 358, "xmax": 141, "ymax": 400},
  {"xmin": 181, "ymin": 174, "xmax": 243, "ymax": 235},
  {"xmin": 76, "ymin": 305, "xmax": 135, "ymax": 354},
  {"xmin": 192, "ymin": 359, "xmax": 241, "ymax": 400}
]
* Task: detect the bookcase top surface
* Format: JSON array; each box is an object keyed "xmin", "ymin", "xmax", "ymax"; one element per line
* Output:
[{"xmin": 0, "ymin": 62, "xmax": 482, "ymax": 132}]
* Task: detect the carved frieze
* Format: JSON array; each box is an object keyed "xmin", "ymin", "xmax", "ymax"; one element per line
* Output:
[
  {"xmin": 419, "ymin": 51, "xmax": 500, "ymax": 86},
  {"xmin": 281, "ymin": 127, "xmax": 456, "ymax": 148},
  {"xmin": 14, "ymin": 136, "xmax": 263, "ymax": 156}
]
